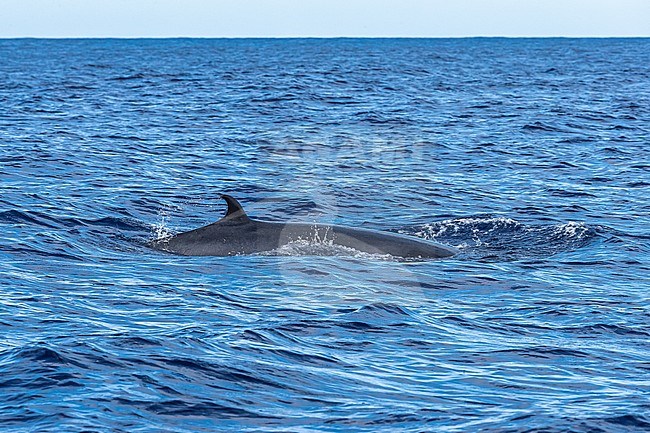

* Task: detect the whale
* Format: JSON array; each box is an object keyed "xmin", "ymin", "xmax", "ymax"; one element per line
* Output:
[{"xmin": 149, "ymin": 195, "xmax": 458, "ymax": 259}]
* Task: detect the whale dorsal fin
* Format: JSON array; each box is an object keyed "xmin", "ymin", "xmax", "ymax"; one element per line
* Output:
[{"xmin": 219, "ymin": 194, "xmax": 250, "ymax": 223}]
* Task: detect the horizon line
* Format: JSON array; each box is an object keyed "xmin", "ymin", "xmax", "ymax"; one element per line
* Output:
[{"xmin": 2, "ymin": 35, "xmax": 649, "ymax": 40}]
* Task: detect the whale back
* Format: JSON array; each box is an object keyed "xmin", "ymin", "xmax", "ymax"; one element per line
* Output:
[{"xmin": 151, "ymin": 194, "xmax": 458, "ymax": 258}]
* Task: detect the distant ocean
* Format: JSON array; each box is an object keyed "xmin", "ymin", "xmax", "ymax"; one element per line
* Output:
[{"xmin": 1, "ymin": 38, "xmax": 649, "ymax": 432}]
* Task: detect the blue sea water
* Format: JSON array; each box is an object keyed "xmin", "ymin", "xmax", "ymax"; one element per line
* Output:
[{"xmin": 1, "ymin": 38, "xmax": 649, "ymax": 432}]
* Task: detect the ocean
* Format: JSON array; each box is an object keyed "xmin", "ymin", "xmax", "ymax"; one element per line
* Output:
[{"xmin": 1, "ymin": 38, "xmax": 649, "ymax": 432}]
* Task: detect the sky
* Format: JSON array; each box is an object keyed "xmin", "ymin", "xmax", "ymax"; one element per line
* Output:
[{"xmin": 1, "ymin": 0, "xmax": 649, "ymax": 38}]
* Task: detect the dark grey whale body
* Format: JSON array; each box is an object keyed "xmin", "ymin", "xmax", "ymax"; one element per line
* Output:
[{"xmin": 150, "ymin": 195, "xmax": 458, "ymax": 259}]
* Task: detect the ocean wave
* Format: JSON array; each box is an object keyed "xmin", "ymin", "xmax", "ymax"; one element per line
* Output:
[{"xmin": 406, "ymin": 216, "xmax": 598, "ymax": 260}]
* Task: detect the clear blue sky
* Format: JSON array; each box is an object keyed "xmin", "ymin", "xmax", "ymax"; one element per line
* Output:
[{"xmin": 2, "ymin": 0, "xmax": 649, "ymax": 38}]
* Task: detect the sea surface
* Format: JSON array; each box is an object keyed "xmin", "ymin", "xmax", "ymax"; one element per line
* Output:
[{"xmin": 1, "ymin": 38, "xmax": 649, "ymax": 432}]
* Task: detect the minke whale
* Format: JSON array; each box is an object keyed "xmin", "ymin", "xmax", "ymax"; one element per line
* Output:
[{"xmin": 150, "ymin": 195, "xmax": 458, "ymax": 259}]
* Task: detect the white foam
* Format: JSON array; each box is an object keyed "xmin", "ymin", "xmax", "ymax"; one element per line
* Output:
[
  {"xmin": 551, "ymin": 221, "xmax": 590, "ymax": 239},
  {"xmin": 413, "ymin": 216, "xmax": 520, "ymax": 241}
]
